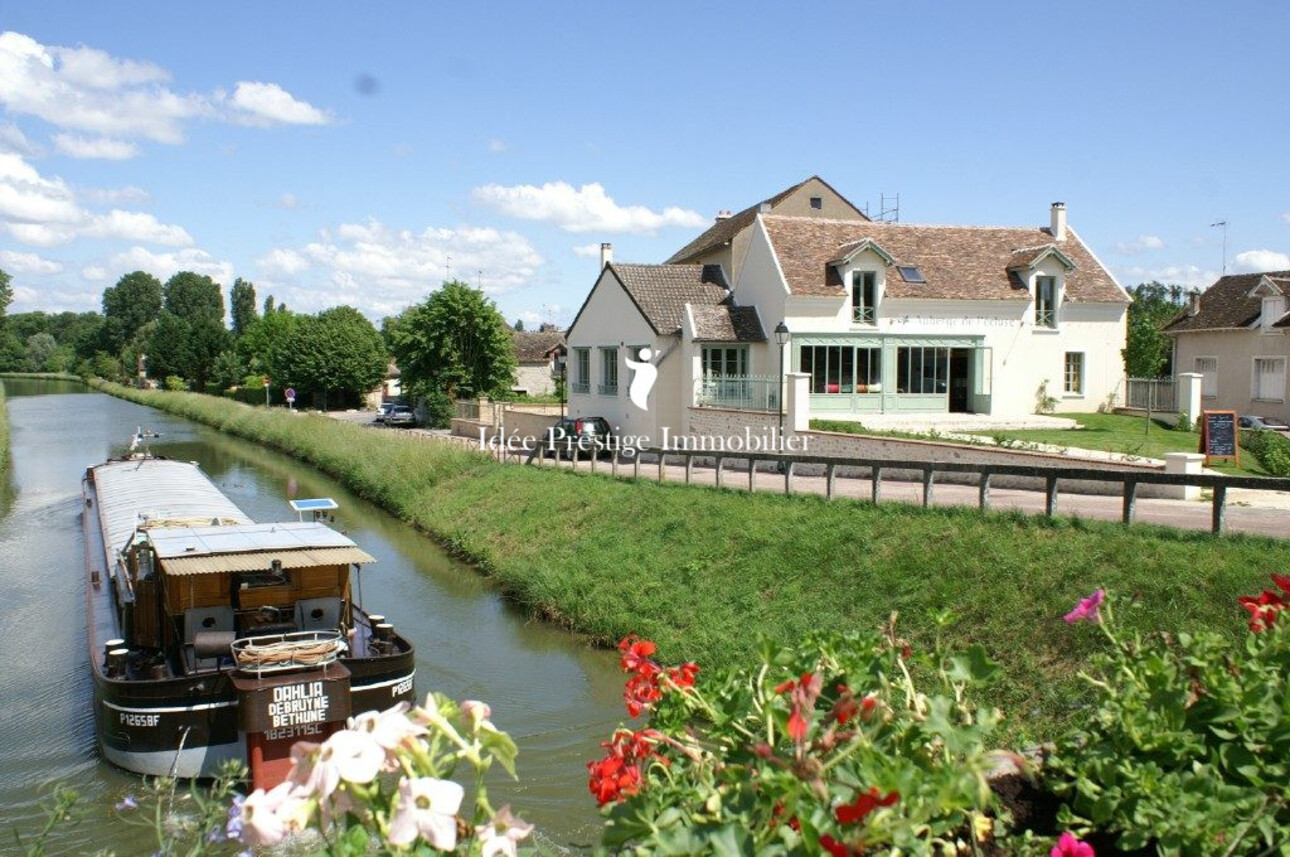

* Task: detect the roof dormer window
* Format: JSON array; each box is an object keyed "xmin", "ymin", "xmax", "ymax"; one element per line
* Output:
[
  {"xmin": 852, "ymin": 271, "xmax": 877, "ymax": 324},
  {"xmin": 1035, "ymin": 276, "xmax": 1058, "ymax": 329},
  {"xmin": 1262, "ymin": 295, "xmax": 1286, "ymax": 333}
]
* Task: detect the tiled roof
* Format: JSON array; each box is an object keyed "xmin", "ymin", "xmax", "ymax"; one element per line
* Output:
[
  {"xmin": 691, "ymin": 303, "xmax": 767, "ymax": 342},
  {"xmin": 1164, "ymin": 271, "xmax": 1290, "ymax": 333},
  {"xmin": 511, "ymin": 329, "xmax": 565, "ymax": 362},
  {"xmin": 760, "ymin": 216, "xmax": 1127, "ymax": 302},
  {"xmin": 612, "ymin": 263, "xmax": 731, "ymax": 334},
  {"xmin": 666, "ymin": 176, "xmax": 867, "ymax": 264}
]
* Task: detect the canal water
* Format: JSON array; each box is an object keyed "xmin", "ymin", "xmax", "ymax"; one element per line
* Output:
[{"xmin": 0, "ymin": 380, "xmax": 626, "ymax": 854}]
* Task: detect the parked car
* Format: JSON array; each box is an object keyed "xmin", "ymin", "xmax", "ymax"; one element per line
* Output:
[
  {"xmin": 373, "ymin": 402, "xmax": 394, "ymax": 424},
  {"xmin": 544, "ymin": 416, "xmax": 614, "ymax": 458},
  {"xmin": 384, "ymin": 405, "xmax": 417, "ymax": 427},
  {"xmin": 1239, "ymin": 415, "xmax": 1290, "ymax": 432}
]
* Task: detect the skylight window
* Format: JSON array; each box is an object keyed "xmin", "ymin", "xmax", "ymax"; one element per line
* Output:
[{"xmin": 897, "ymin": 266, "xmax": 925, "ymax": 283}]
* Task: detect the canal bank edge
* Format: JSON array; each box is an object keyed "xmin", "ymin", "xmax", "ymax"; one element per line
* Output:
[{"xmin": 87, "ymin": 380, "xmax": 1290, "ymax": 741}]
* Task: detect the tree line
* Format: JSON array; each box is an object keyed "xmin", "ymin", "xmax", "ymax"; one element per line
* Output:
[{"xmin": 0, "ymin": 267, "xmax": 520, "ymax": 423}]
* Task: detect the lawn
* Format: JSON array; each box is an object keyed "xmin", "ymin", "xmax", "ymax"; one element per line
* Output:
[
  {"xmin": 95, "ymin": 382, "xmax": 1290, "ymax": 744},
  {"xmin": 978, "ymin": 411, "xmax": 1265, "ymax": 476}
]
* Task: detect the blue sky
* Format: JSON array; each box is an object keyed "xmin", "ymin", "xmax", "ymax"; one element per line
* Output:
[{"xmin": 1, "ymin": 1, "xmax": 1287, "ymax": 327}]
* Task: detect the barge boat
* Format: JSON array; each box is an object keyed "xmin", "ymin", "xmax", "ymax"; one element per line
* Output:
[{"xmin": 83, "ymin": 453, "xmax": 416, "ymax": 788}]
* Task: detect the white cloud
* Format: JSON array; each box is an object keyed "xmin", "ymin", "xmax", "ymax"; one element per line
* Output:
[
  {"xmin": 228, "ymin": 81, "xmax": 330, "ymax": 126},
  {"xmin": 472, "ymin": 181, "xmax": 708, "ymax": 234},
  {"xmin": 515, "ymin": 305, "xmax": 567, "ymax": 329},
  {"xmin": 1281, "ymin": 213, "xmax": 1290, "ymax": 224},
  {"xmin": 276, "ymin": 192, "xmax": 298, "ymax": 210},
  {"xmin": 488, "ymin": 138, "xmax": 506, "ymax": 153},
  {"xmin": 107, "ymin": 245, "xmax": 234, "ymax": 284},
  {"xmin": 0, "ymin": 31, "xmax": 332, "ymax": 145},
  {"xmin": 0, "ymin": 121, "xmax": 34, "ymax": 155},
  {"xmin": 1112, "ymin": 235, "xmax": 1165, "ymax": 255},
  {"xmin": 81, "ymin": 184, "xmax": 150, "ymax": 205},
  {"xmin": 53, "ymin": 133, "xmax": 139, "ymax": 160},
  {"xmin": 571, "ymin": 243, "xmax": 601, "ymax": 257},
  {"xmin": 83, "ymin": 210, "xmax": 193, "ymax": 246},
  {"xmin": 81, "ymin": 264, "xmax": 107, "ymax": 281},
  {"xmin": 0, "ymin": 249, "xmax": 61, "ymax": 274},
  {"xmin": 1111, "ymin": 263, "xmax": 1219, "ymax": 289},
  {"xmin": 0, "ymin": 152, "xmax": 190, "ymax": 247},
  {"xmin": 10, "ymin": 282, "xmax": 103, "ymax": 314},
  {"xmin": 1233, "ymin": 249, "xmax": 1290, "ymax": 273},
  {"xmin": 255, "ymin": 217, "xmax": 544, "ymax": 318}
]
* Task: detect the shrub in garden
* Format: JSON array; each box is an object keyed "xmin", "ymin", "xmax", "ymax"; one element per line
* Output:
[{"xmin": 1240, "ymin": 428, "xmax": 1290, "ymax": 476}]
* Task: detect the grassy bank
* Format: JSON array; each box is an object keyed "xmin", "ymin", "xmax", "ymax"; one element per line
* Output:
[
  {"xmin": 0, "ymin": 383, "xmax": 9, "ymax": 515},
  {"xmin": 94, "ymin": 381, "xmax": 1290, "ymax": 740}
]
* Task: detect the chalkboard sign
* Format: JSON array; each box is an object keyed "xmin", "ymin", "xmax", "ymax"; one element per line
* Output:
[{"xmin": 1199, "ymin": 410, "xmax": 1239, "ymax": 465}]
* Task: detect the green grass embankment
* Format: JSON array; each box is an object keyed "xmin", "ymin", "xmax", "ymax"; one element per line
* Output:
[{"xmin": 94, "ymin": 382, "xmax": 1290, "ymax": 740}]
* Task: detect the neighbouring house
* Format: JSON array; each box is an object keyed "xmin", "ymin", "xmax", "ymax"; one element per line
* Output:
[
  {"xmin": 566, "ymin": 180, "xmax": 1128, "ymax": 444},
  {"xmin": 667, "ymin": 175, "xmax": 868, "ymax": 285},
  {"xmin": 510, "ymin": 325, "xmax": 566, "ymax": 396},
  {"xmin": 1164, "ymin": 271, "xmax": 1290, "ymax": 422}
]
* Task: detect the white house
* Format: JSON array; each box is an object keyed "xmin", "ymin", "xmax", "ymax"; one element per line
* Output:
[
  {"xmin": 510, "ymin": 327, "xmax": 566, "ymax": 396},
  {"xmin": 566, "ymin": 184, "xmax": 1128, "ymax": 445},
  {"xmin": 1164, "ymin": 270, "xmax": 1290, "ymax": 422}
]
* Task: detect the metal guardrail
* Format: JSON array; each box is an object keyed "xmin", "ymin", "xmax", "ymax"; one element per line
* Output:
[
  {"xmin": 520, "ymin": 444, "xmax": 1290, "ymax": 535},
  {"xmin": 694, "ymin": 375, "xmax": 780, "ymax": 412}
]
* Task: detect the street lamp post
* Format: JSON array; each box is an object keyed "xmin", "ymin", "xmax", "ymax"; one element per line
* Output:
[
  {"xmin": 555, "ymin": 352, "xmax": 567, "ymax": 417},
  {"xmin": 774, "ymin": 321, "xmax": 790, "ymax": 450}
]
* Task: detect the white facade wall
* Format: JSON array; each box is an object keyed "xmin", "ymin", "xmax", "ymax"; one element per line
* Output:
[
  {"xmin": 730, "ymin": 216, "xmax": 1127, "ymax": 419},
  {"xmin": 566, "ymin": 268, "xmax": 676, "ymax": 445}
]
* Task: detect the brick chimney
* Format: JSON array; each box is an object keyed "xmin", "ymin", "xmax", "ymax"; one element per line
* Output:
[
  {"xmin": 1050, "ymin": 202, "xmax": 1067, "ymax": 241},
  {"xmin": 1188, "ymin": 290, "xmax": 1200, "ymax": 317},
  {"xmin": 600, "ymin": 242, "xmax": 612, "ymax": 269}
]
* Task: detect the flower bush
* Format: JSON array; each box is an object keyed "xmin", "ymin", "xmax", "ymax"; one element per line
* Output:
[
  {"xmin": 591, "ymin": 577, "xmax": 1290, "ymax": 855},
  {"xmin": 590, "ymin": 615, "xmax": 1011, "ymax": 854},
  {"xmin": 230, "ymin": 692, "xmax": 532, "ymax": 856},
  {"xmin": 1043, "ymin": 577, "xmax": 1290, "ymax": 854}
]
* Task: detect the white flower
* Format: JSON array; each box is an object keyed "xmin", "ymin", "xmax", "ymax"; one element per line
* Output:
[
  {"xmin": 348, "ymin": 701, "xmax": 426, "ymax": 758},
  {"xmin": 386, "ymin": 777, "xmax": 464, "ymax": 849},
  {"xmin": 460, "ymin": 699, "xmax": 494, "ymax": 733},
  {"xmin": 475, "ymin": 806, "xmax": 534, "ymax": 857},
  {"xmin": 289, "ymin": 729, "xmax": 384, "ymax": 802},
  {"xmin": 239, "ymin": 781, "xmax": 310, "ymax": 847}
]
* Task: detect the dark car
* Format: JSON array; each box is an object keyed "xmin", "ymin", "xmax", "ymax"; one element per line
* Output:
[
  {"xmin": 1238, "ymin": 415, "xmax": 1290, "ymax": 432},
  {"xmin": 384, "ymin": 405, "xmax": 417, "ymax": 427},
  {"xmin": 544, "ymin": 416, "xmax": 614, "ymax": 458}
]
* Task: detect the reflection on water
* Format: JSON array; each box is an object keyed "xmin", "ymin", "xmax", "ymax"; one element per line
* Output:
[{"xmin": 0, "ymin": 384, "xmax": 623, "ymax": 853}]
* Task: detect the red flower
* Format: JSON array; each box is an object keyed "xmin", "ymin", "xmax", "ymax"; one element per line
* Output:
[
  {"xmin": 835, "ymin": 786, "xmax": 900, "ymax": 825},
  {"xmin": 787, "ymin": 707, "xmax": 808, "ymax": 743},
  {"xmin": 618, "ymin": 635, "xmax": 657, "ymax": 672},
  {"xmin": 1238, "ymin": 580, "xmax": 1289, "ymax": 632},
  {"xmin": 666, "ymin": 661, "xmax": 699, "ymax": 688},
  {"xmin": 819, "ymin": 834, "xmax": 852, "ymax": 856},
  {"xmin": 587, "ymin": 754, "xmax": 642, "ymax": 805}
]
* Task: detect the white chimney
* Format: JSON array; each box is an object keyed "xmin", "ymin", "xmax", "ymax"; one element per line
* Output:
[
  {"xmin": 759, "ymin": 202, "xmax": 772, "ymax": 214},
  {"xmin": 600, "ymin": 242, "xmax": 613, "ymax": 269},
  {"xmin": 714, "ymin": 209, "xmax": 732, "ymax": 222},
  {"xmin": 1050, "ymin": 202, "xmax": 1067, "ymax": 241}
]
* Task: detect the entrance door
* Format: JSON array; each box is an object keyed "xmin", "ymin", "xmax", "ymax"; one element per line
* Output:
[{"xmin": 949, "ymin": 348, "xmax": 971, "ymax": 413}]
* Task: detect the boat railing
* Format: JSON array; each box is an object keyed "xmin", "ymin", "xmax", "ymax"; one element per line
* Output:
[{"xmin": 231, "ymin": 629, "xmax": 347, "ymax": 675}]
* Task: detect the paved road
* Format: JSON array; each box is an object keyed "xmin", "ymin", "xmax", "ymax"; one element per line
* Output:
[{"xmin": 330, "ymin": 409, "xmax": 1290, "ymax": 540}]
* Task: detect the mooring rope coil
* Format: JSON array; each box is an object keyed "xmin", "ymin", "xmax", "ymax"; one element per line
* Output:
[{"xmin": 232, "ymin": 631, "xmax": 346, "ymax": 673}]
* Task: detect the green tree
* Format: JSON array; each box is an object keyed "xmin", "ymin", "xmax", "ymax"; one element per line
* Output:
[
  {"xmin": 237, "ymin": 307, "xmax": 299, "ymax": 377},
  {"xmin": 1122, "ymin": 282, "xmax": 1185, "ymax": 378},
  {"xmin": 102, "ymin": 271, "xmax": 162, "ymax": 352},
  {"xmin": 230, "ymin": 277, "xmax": 258, "ymax": 337},
  {"xmin": 275, "ymin": 306, "xmax": 387, "ymax": 409},
  {"xmin": 390, "ymin": 281, "xmax": 517, "ymax": 416},
  {"xmin": 163, "ymin": 271, "xmax": 224, "ymax": 323}
]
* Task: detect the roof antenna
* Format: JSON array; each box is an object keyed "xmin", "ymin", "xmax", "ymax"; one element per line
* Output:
[{"xmin": 1210, "ymin": 220, "xmax": 1227, "ymax": 274}]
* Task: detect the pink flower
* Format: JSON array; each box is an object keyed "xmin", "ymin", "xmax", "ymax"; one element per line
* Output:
[
  {"xmin": 387, "ymin": 776, "xmax": 464, "ymax": 849},
  {"xmin": 1064, "ymin": 589, "xmax": 1105, "ymax": 624},
  {"xmin": 348, "ymin": 701, "xmax": 426, "ymax": 758},
  {"xmin": 288, "ymin": 729, "xmax": 384, "ymax": 801},
  {"xmin": 1051, "ymin": 831, "xmax": 1095, "ymax": 857},
  {"xmin": 461, "ymin": 699, "xmax": 495, "ymax": 733}
]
